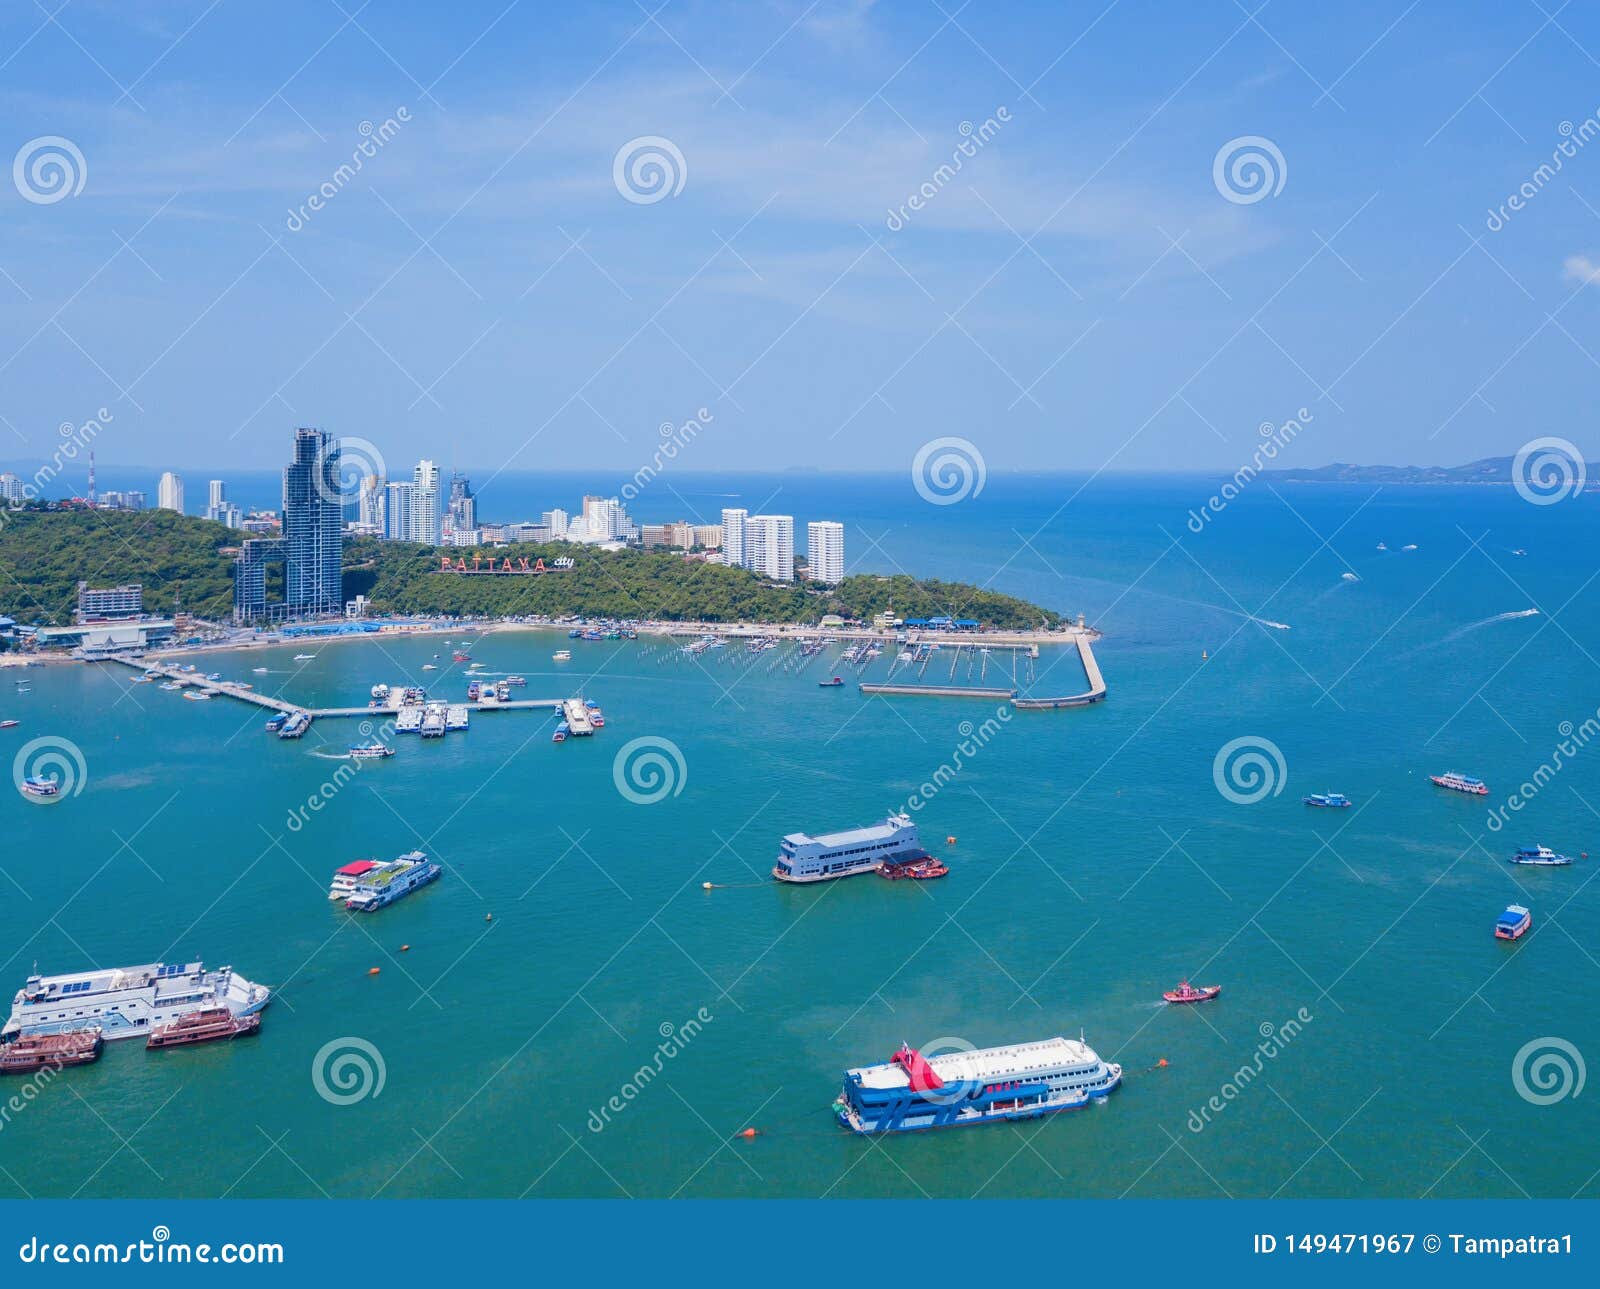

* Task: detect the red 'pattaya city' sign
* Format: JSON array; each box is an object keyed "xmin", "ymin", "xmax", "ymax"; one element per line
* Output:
[{"xmin": 438, "ymin": 555, "xmax": 556, "ymax": 574}]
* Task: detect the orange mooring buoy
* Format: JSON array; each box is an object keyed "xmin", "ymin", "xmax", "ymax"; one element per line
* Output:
[
  {"xmin": 737, "ymin": 1127, "xmax": 760, "ymax": 1139},
  {"xmin": 1158, "ymin": 1058, "xmax": 1168, "ymax": 1068},
  {"xmin": 368, "ymin": 967, "xmax": 381, "ymax": 976},
  {"xmin": 946, "ymin": 836, "xmax": 956, "ymax": 846}
]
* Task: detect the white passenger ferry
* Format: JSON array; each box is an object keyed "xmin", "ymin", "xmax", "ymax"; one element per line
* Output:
[
  {"xmin": 4, "ymin": 962, "xmax": 270, "ymax": 1042},
  {"xmin": 835, "ymin": 1035, "xmax": 1122, "ymax": 1134},
  {"xmin": 773, "ymin": 812, "xmax": 925, "ymax": 883},
  {"xmin": 344, "ymin": 852, "xmax": 442, "ymax": 911}
]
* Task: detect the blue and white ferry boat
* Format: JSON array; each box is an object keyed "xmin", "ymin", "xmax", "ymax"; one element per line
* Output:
[
  {"xmin": 773, "ymin": 813, "xmax": 925, "ymax": 883},
  {"xmin": 344, "ymin": 851, "xmax": 442, "ymax": 911},
  {"xmin": 3, "ymin": 961, "xmax": 270, "ymax": 1042},
  {"xmin": 1510, "ymin": 845, "xmax": 1574, "ymax": 867},
  {"xmin": 835, "ymin": 1036, "xmax": 1121, "ymax": 1134}
]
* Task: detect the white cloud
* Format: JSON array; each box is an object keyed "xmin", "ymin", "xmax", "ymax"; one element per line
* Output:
[{"xmin": 1563, "ymin": 254, "xmax": 1600, "ymax": 286}]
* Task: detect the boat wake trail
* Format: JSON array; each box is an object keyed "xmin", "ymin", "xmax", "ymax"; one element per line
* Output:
[
  {"xmin": 1439, "ymin": 607, "xmax": 1540, "ymax": 645},
  {"xmin": 308, "ymin": 750, "xmax": 352, "ymax": 761},
  {"xmin": 1402, "ymin": 608, "xmax": 1541, "ymax": 659}
]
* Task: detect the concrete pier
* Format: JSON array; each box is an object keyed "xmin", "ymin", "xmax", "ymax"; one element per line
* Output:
[{"xmin": 855, "ymin": 636, "xmax": 1107, "ymax": 709}]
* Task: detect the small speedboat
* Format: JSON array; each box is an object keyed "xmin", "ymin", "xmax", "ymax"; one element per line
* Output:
[
  {"xmin": 1495, "ymin": 904, "xmax": 1532, "ymax": 940},
  {"xmin": 293, "ymin": 653, "xmax": 317, "ymax": 661},
  {"xmin": 819, "ymin": 676, "xmax": 844, "ymax": 687},
  {"xmin": 553, "ymin": 650, "xmax": 572, "ymax": 661},
  {"xmin": 182, "ymin": 691, "xmax": 211, "ymax": 701},
  {"xmin": 0, "ymin": 719, "xmax": 18, "ymax": 730},
  {"xmin": 1163, "ymin": 980, "xmax": 1221, "ymax": 1004},
  {"xmin": 1303, "ymin": 792, "xmax": 1352, "ymax": 808},
  {"xmin": 252, "ymin": 667, "xmax": 269, "ymax": 674},
  {"xmin": 421, "ymin": 664, "xmax": 437, "ymax": 671},
  {"xmin": 205, "ymin": 673, "xmax": 222, "ymax": 681},
  {"xmin": 1510, "ymin": 845, "xmax": 1574, "ymax": 867},
  {"xmin": 878, "ymin": 856, "xmax": 950, "ymax": 880}
]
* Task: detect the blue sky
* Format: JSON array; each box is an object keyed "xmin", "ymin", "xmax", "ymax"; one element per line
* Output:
[{"xmin": 2, "ymin": 0, "xmax": 1598, "ymax": 478}]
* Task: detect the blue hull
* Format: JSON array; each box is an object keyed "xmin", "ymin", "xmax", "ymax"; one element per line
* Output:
[{"xmin": 838, "ymin": 1078, "xmax": 1119, "ymax": 1135}]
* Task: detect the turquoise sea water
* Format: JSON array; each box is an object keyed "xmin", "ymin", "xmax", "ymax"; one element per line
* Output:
[{"xmin": 3, "ymin": 473, "xmax": 1597, "ymax": 1199}]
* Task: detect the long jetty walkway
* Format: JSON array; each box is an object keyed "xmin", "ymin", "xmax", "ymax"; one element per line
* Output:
[
  {"xmin": 858, "ymin": 635, "xmax": 1106, "ymax": 709},
  {"xmin": 106, "ymin": 657, "xmax": 566, "ymax": 719}
]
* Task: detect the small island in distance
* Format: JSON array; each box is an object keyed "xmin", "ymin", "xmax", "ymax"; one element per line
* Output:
[{"xmin": 1270, "ymin": 454, "xmax": 1597, "ymax": 486}]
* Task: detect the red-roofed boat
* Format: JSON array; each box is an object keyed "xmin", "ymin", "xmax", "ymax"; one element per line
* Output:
[
  {"xmin": 890, "ymin": 1044, "xmax": 945, "ymax": 1092},
  {"xmin": 329, "ymin": 859, "xmax": 382, "ymax": 901},
  {"xmin": 1163, "ymin": 980, "xmax": 1221, "ymax": 1004}
]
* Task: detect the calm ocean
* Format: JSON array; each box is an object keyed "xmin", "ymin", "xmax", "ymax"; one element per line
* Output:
[{"xmin": 3, "ymin": 472, "xmax": 1596, "ymax": 1198}]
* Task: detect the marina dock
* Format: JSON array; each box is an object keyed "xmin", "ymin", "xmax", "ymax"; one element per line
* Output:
[
  {"xmin": 858, "ymin": 636, "xmax": 1106, "ymax": 709},
  {"xmin": 105, "ymin": 658, "xmax": 569, "ymax": 721}
]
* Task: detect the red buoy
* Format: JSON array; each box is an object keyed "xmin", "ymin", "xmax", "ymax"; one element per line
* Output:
[{"xmin": 737, "ymin": 1128, "xmax": 759, "ymax": 1139}]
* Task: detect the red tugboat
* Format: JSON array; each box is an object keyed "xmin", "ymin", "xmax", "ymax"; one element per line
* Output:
[
  {"xmin": 878, "ymin": 855, "xmax": 950, "ymax": 880},
  {"xmin": 146, "ymin": 1008, "xmax": 261, "ymax": 1049},
  {"xmin": 818, "ymin": 676, "xmax": 844, "ymax": 688},
  {"xmin": 1163, "ymin": 980, "xmax": 1222, "ymax": 1004},
  {"xmin": 1, "ymin": 1030, "xmax": 103, "ymax": 1073}
]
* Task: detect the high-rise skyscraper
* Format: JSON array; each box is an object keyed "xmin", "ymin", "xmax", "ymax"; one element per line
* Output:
[
  {"xmin": 385, "ymin": 482, "xmax": 414, "ymax": 541},
  {"xmin": 204, "ymin": 480, "xmax": 229, "ymax": 524},
  {"xmin": 281, "ymin": 428, "xmax": 344, "ymax": 615},
  {"xmin": 721, "ymin": 508, "xmax": 748, "ymax": 569},
  {"xmin": 157, "ymin": 472, "xmax": 184, "ymax": 513},
  {"xmin": 448, "ymin": 473, "xmax": 476, "ymax": 534},
  {"xmin": 0, "ymin": 472, "xmax": 22, "ymax": 505},
  {"xmin": 410, "ymin": 460, "xmax": 441, "ymax": 545},
  {"xmin": 358, "ymin": 475, "xmax": 386, "ymax": 530},
  {"xmin": 745, "ymin": 514, "xmax": 795, "ymax": 582},
  {"xmin": 806, "ymin": 521, "xmax": 845, "ymax": 584}
]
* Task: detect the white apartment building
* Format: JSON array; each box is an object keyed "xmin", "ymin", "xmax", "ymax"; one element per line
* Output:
[{"xmin": 806, "ymin": 520, "xmax": 845, "ymax": 584}]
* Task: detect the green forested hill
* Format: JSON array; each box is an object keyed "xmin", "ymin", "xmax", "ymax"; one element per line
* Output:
[{"xmin": 0, "ymin": 511, "xmax": 1061, "ymax": 630}]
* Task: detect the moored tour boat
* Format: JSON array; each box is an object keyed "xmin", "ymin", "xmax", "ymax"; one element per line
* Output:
[
  {"xmin": 1510, "ymin": 845, "xmax": 1573, "ymax": 867},
  {"xmin": 20, "ymin": 777, "xmax": 59, "ymax": 799},
  {"xmin": 349, "ymin": 743, "xmax": 394, "ymax": 760},
  {"xmin": 1495, "ymin": 904, "xmax": 1532, "ymax": 940},
  {"xmin": 4, "ymin": 962, "xmax": 269, "ymax": 1041},
  {"xmin": 1303, "ymin": 792, "xmax": 1352, "ymax": 808},
  {"xmin": 344, "ymin": 852, "xmax": 442, "ymax": 912},
  {"xmin": 818, "ymin": 676, "xmax": 844, "ymax": 687},
  {"xmin": 774, "ymin": 813, "xmax": 928, "ymax": 883},
  {"xmin": 0, "ymin": 1030, "xmax": 103, "ymax": 1074},
  {"xmin": 147, "ymin": 1007, "xmax": 261, "ymax": 1049},
  {"xmin": 1163, "ymin": 980, "xmax": 1221, "ymax": 1004},
  {"xmin": 553, "ymin": 650, "xmax": 572, "ymax": 661},
  {"xmin": 834, "ymin": 1036, "xmax": 1121, "ymax": 1134},
  {"xmin": 1430, "ymin": 771, "xmax": 1488, "ymax": 796}
]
